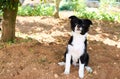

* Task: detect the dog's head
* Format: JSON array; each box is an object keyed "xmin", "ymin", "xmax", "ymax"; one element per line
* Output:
[{"xmin": 69, "ymin": 16, "xmax": 92, "ymax": 35}]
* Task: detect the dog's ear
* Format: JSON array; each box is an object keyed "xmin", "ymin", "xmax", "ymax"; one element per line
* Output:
[
  {"xmin": 69, "ymin": 15, "xmax": 82, "ymax": 23},
  {"xmin": 69, "ymin": 15, "xmax": 78, "ymax": 20},
  {"xmin": 84, "ymin": 19, "xmax": 92, "ymax": 25}
]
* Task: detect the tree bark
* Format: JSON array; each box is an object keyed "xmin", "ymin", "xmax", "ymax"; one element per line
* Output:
[
  {"xmin": 53, "ymin": 0, "xmax": 61, "ymax": 18},
  {"xmin": 1, "ymin": 4, "xmax": 18, "ymax": 42}
]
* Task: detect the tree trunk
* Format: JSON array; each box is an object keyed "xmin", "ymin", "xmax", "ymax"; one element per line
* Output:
[
  {"xmin": 53, "ymin": 0, "xmax": 61, "ymax": 18},
  {"xmin": 1, "ymin": 5, "xmax": 18, "ymax": 42}
]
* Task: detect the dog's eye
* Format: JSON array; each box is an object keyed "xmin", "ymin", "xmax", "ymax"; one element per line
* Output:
[
  {"xmin": 75, "ymin": 23, "xmax": 78, "ymax": 26},
  {"xmin": 76, "ymin": 24, "xmax": 80, "ymax": 27},
  {"xmin": 82, "ymin": 24, "xmax": 85, "ymax": 26}
]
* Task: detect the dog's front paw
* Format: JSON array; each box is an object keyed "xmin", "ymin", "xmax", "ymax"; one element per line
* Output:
[
  {"xmin": 85, "ymin": 66, "xmax": 93, "ymax": 73},
  {"xmin": 64, "ymin": 71, "xmax": 70, "ymax": 74},
  {"xmin": 79, "ymin": 72, "xmax": 84, "ymax": 79},
  {"xmin": 58, "ymin": 62, "xmax": 65, "ymax": 66},
  {"xmin": 68, "ymin": 45, "xmax": 73, "ymax": 50}
]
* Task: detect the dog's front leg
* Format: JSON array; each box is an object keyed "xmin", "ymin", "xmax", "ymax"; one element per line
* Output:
[
  {"xmin": 79, "ymin": 59, "xmax": 85, "ymax": 78},
  {"xmin": 64, "ymin": 53, "xmax": 71, "ymax": 74}
]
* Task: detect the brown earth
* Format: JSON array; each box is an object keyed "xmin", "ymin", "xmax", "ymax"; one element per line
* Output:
[{"xmin": 0, "ymin": 16, "xmax": 120, "ymax": 79}]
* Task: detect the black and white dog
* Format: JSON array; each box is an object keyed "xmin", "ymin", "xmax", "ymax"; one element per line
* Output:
[{"xmin": 58, "ymin": 16, "xmax": 93, "ymax": 78}]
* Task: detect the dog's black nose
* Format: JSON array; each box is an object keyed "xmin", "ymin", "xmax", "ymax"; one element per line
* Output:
[{"xmin": 77, "ymin": 25, "xmax": 80, "ymax": 28}]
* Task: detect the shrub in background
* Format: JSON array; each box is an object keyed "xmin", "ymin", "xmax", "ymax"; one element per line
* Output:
[
  {"xmin": 59, "ymin": 0, "xmax": 85, "ymax": 11},
  {"xmin": 18, "ymin": 3, "xmax": 54, "ymax": 16},
  {"xmin": 59, "ymin": 1, "xmax": 78, "ymax": 11},
  {"xmin": 1, "ymin": 0, "xmax": 119, "ymax": 22},
  {"xmin": 76, "ymin": 8, "xmax": 119, "ymax": 22}
]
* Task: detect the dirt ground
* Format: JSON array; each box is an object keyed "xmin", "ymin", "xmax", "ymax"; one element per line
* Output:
[{"xmin": 0, "ymin": 16, "xmax": 120, "ymax": 79}]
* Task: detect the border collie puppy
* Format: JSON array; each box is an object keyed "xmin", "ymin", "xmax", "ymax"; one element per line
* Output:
[{"xmin": 58, "ymin": 16, "xmax": 93, "ymax": 78}]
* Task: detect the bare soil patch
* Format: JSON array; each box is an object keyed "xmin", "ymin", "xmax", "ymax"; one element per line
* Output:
[{"xmin": 0, "ymin": 16, "xmax": 120, "ymax": 79}]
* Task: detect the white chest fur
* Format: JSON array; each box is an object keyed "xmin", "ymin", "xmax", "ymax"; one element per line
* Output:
[{"xmin": 68, "ymin": 32, "xmax": 87, "ymax": 63}]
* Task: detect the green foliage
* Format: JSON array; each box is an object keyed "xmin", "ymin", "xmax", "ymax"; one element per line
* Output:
[
  {"xmin": 18, "ymin": 4, "xmax": 54, "ymax": 16},
  {"xmin": 0, "ymin": 0, "xmax": 19, "ymax": 16},
  {"xmin": 0, "ymin": 0, "xmax": 119, "ymax": 22},
  {"xmin": 60, "ymin": 0, "xmax": 85, "ymax": 11},
  {"xmin": 0, "ymin": 10, "xmax": 2, "ymax": 16},
  {"xmin": 76, "ymin": 8, "xmax": 119, "ymax": 22},
  {"xmin": 100, "ymin": 0, "xmax": 117, "ymax": 8},
  {"xmin": 59, "ymin": 0, "xmax": 120, "ymax": 22},
  {"xmin": 59, "ymin": 1, "xmax": 78, "ymax": 11},
  {"xmin": 100, "ymin": 12, "xmax": 115, "ymax": 21},
  {"xmin": 76, "ymin": 9, "xmax": 96, "ymax": 19},
  {"xmin": 0, "ymin": 0, "xmax": 19, "ymax": 10}
]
